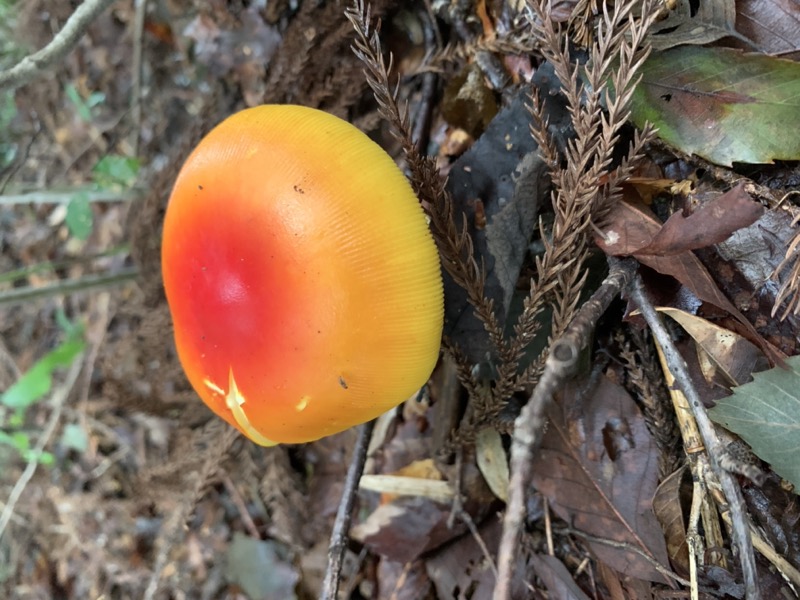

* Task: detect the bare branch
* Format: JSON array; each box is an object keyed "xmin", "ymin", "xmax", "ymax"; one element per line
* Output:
[
  {"xmin": 0, "ymin": 0, "xmax": 117, "ymax": 91},
  {"xmin": 321, "ymin": 420, "xmax": 375, "ymax": 600},
  {"xmin": 493, "ymin": 257, "xmax": 639, "ymax": 600},
  {"xmin": 628, "ymin": 274, "xmax": 760, "ymax": 600}
]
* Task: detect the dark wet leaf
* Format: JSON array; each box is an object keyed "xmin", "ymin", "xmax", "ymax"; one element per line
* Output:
[
  {"xmin": 443, "ymin": 86, "xmax": 549, "ymax": 363},
  {"xmin": 631, "ymin": 47, "xmax": 800, "ymax": 166},
  {"xmin": 531, "ymin": 376, "xmax": 671, "ymax": 583},
  {"xmin": 530, "ymin": 554, "xmax": 591, "ymax": 600}
]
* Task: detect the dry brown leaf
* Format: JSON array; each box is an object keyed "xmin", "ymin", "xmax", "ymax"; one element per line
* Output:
[
  {"xmin": 636, "ymin": 184, "xmax": 763, "ymax": 256},
  {"xmin": 657, "ymin": 307, "xmax": 766, "ymax": 386},
  {"xmin": 652, "ymin": 467, "xmax": 690, "ymax": 575},
  {"xmin": 597, "ymin": 199, "xmax": 776, "ymax": 361},
  {"xmin": 531, "ymin": 376, "xmax": 671, "ymax": 584}
]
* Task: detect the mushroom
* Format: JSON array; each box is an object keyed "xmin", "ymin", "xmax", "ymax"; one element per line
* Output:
[{"xmin": 161, "ymin": 105, "xmax": 444, "ymax": 445}]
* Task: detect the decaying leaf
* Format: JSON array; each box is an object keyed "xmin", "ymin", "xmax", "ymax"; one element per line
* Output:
[
  {"xmin": 530, "ymin": 554, "xmax": 592, "ymax": 600},
  {"xmin": 709, "ymin": 355, "xmax": 800, "ymax": 489},
  {"xmin": 596, "ymin": 199, "xmax": 769, "ymax": 354},
  {"xmin": 732, "ymin": 0, "xmax": 800, "ymax": 58},
  {"xmin": 631, "ymin": 47, "xmax": 800, "ymax": 166},
  {"xmin": 443, "ymin": 68, "xmax": 568, "ymax": 363},
  {"xmin": 648, "ymin": 0, "xmax": 737, "ymax": 50},
  {"xmin": 476, "ymin": 427, "xmax": 510, "ymax": 502},
  {"xmin": 531, "ymin": 376, "xmax": 671, "ymax": 583}
]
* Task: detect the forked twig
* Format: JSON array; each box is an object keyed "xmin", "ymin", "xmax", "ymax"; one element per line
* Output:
[
  {"xmin": 493, "ymin": 257, "xmax": 638, "ymax": 600},
  {"xmin": 0, "ymin": 0, "xmax": 117, "ymax": 90}
]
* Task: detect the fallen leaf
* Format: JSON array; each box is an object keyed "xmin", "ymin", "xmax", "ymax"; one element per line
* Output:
[
  {"xmin": 476, "ymin": 427, "xmax": 510, "ymax": 502},
  {"xmin": 530, "ymin": 554, "xmax": 591, "ymax": 600},
  {"xmin": 631, "ymin": 47, "xmax": 800, "ymax": 166},
  {"xmin": 652, "ymin": 467, "xmax": 690, "ymax": 575},
  {"xmin": 596, "ymin": 199, "xmax": 767, "ymax": 352},
  {"xmin": 636, "ymin": 184, "xmax": 763, "ymax": 255},
  {"xmin": 531, "ymin": 376, "xmax": 671, "ymax": 583},
  {"xmin": 732, "ymin": 0, "xmax": 800, "ymax": 58},
  {"xmin": 657, "ymin": 307, "xmax": 766, "ymax": 386},
  {"xmin": 709, "ymin": 354, "xmax": 800, "ymax": 489},
  {"xmin": 648, "ymin": 0, "xmax": 737, "ymax": 50}
]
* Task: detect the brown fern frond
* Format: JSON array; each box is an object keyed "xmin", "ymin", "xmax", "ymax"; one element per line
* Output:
[{"xmin": 346, "ymin": 0, "xmax": 509, "ymax": 359}]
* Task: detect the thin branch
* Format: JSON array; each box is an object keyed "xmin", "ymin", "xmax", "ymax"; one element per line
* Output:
[
  {"xmin": 627, "ymin": 274, "xmax": 760, "ymax": 600},
  {"xmin": 321, "ymin": 420, "xmax": 376, "ymax": 600},
  {"xmin": 493, "ymin": 257, "xmax": 638, "ymax": 600},
  {"xmin": 0, "ymin": 0, "xmax": 118, "ymax": 90},
  {"xmin": 0, "ymin": 268, "xmax": 139, "ymax": 307}
]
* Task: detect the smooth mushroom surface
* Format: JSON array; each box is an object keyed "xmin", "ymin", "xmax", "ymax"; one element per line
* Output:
[{"xmin": 162, "ymin": 105, "xmax": 444, "ymax": 445}]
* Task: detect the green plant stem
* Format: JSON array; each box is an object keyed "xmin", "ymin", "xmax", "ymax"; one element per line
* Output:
[
  {"xmin": 0, "ymin": 187, "xmax": 140, "ymax": 205},
  {"xmin": 0, "ymin": 245, "xmax": 130, "ymax": 284},
  {"xmin": 0, "ymin": 268, "xmax": 138, "ymax": 306}
]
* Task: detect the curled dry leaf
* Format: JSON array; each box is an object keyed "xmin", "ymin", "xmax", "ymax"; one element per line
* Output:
[
  {"xmin": 596, "ymin": 197, "xmax": 778, "ymax": 361},
  {"xmin": 635, "ymin": 183, "xmax": 764, "ymax": 256}
]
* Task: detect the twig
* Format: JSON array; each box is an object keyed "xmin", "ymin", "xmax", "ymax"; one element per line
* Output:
[
  {"xmin": 222, "ymin": 472, "xmax": 262, "ymax": 539},
  {"xmin": 627, "ymin": 274, "xmax": 760, "ymax": 599},
  {"xmin": 0, "ymin": 0, "xmax": 118, "ymax": 90},
  {"xmin": 321, "ymin": 420, "xmax": 375, "ymax": 600},
  {"xmin": 0, "ymin": 351, "xmax": 84, "ymax": 543},
  {"xmin": 559, "ymin": 526, "xmax": 690, "ymax": 587},
  {"xmin": 0, "ymin": 267, "xmax": 139, "ymax": 307},
  {"xmin": 0, "ymin": 187, "xmax": 140, "ymax": 205},
  {"xmin": 131, "ymin": 0, "xmax": 148, "ymax": 156},
  {"xmin": 493, "ymin": 257, "xmax": 638, "ymax": 600}
]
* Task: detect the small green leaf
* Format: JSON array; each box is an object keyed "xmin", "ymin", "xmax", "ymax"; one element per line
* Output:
[
  {"xmin": 65, "ymin": 83, "xmax": 92, "ymax": 122},
  {"xmin": 60, "ymin": 423, "xmax": 89, "ymax": 453},
  {"xmin": 92, "ymin": 155, "xmax": 140, "ymax": 190},
  {"xmin": 709, "ymin": 355, "xmax": 800, "ymax": 489},
  {"xmin": 66, "ymin": 192, "xmax": 93, "ymax": 240},
  {"xmin": 1, "ymin": 326, "xmax": 85, "ymax": 410}
]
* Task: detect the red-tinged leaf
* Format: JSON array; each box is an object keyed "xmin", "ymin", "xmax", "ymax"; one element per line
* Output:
[
  {"xmin": 631, "ymin": 47, "xmax": 800, "ymax": 166},
  {"xmin": 596, "ymin": 200, "xmax": 771, "ymax": 357},
  {"xmin": 637, "ymin": 184, "xmax": 764, "ymax": 255},
  {"xmin": 531, "ymin": 376, "xmax": 671, "ymax": 584}
]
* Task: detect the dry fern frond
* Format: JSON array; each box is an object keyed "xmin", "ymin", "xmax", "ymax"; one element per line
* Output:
[{"xmin": 346, "ymin": 0, "xmax": 509, "ymax": 366}]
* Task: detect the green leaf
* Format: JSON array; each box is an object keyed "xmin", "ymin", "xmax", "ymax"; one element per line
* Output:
[
  {"xmin": 1, "ymin": 325, "xmax": 85, "ymax": 410},
  {"xmin": 631, "ymin": 47, "xmax": 800, "ymax": 166},
  {"xmin": 66, "ymin": 191, "xmax": 93, "ymax": 240},
  {"xmin": 709, "ymin": 355, "xmax": 800, "ymax": 489},
  {"xmin": 65, "ymin": 83, "xmax": 92, "ymax": 122},
  {"xmin": 92, "ymin": 155, "xmax": 140, "ymax": 190},
  {"xmin": 60, "ymin": 423, "xmax": 88, "ymax": 453}
]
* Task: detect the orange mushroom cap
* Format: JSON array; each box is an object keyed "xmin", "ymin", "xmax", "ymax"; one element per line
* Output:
[{"xmin": 162, "ymin": 105, "xmax": 444, "ymax": 445}]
